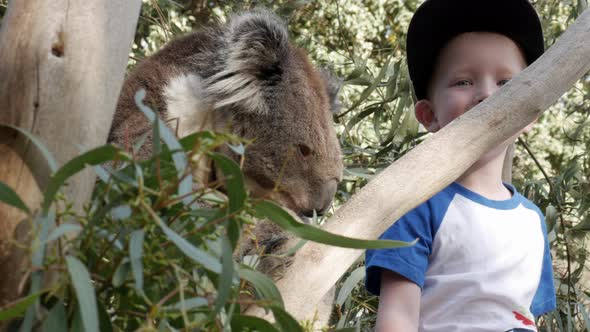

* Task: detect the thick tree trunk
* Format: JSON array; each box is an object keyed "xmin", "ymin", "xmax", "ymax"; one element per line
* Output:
[
  {"xmin": 251, "ymin": 8, "xmax": 590, "ymax": 322},
  {"xmin": 0, "ymin": 0, "xmax": 141, "ymax": 308}
]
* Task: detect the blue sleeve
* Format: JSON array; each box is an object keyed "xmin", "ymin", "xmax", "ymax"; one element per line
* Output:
[
  {"xmin": 529, "ymin": 207, "xmax": 557, "ymax": 317},
  {"xmin": 365, "ymin": 196, "xmax": 447, "ymax": 295}
]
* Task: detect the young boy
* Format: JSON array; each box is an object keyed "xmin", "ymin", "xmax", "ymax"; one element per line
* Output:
[{"xmin": 364, "ymin": 0, "xmax": 556, "ymax": 331}]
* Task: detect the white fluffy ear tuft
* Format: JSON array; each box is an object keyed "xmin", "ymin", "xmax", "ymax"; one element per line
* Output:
[
  {"xmin": 203, "ymin": 9, "xmax": 289, "ymax": 114},
  {"xmin": 163, "ymin": 73, "xmax": 212, "ymax": 137}
]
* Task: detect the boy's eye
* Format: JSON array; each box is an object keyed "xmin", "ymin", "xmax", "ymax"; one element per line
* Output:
[
  {"xmin": 498, "ymin": 79, "xmax": 511, "ymax": 86},
  {"xmin": 453, "ymin": 79, "xmax": 472, "ymax": 87}
]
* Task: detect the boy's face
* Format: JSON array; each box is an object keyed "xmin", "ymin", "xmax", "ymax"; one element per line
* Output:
[{"xmin": 415, "ymin": 32, "xmax": 527, "ymax": 132}]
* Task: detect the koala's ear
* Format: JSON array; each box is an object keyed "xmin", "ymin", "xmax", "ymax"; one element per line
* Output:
[
  {"xmin": 319, "ymin": 68, "xmax": 343, "ymax": 114},
  {"xmin": 205, "ymin": 9, "xmax": 289, "ymax": 113}
]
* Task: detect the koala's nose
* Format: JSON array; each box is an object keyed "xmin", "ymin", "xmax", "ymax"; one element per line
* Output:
[{"xmin": 301, "ymin": 179, "xmax": 338, "ymax": 218}]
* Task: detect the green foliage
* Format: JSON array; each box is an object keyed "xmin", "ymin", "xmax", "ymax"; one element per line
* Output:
[{"xmin": 0, "ymin": 91, "xmax": 406, "ymax": 331}]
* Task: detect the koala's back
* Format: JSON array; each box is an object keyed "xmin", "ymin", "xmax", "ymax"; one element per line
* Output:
[{"xmin": 109, "ymin": 27, "xmax": 223, "ymax": 155}]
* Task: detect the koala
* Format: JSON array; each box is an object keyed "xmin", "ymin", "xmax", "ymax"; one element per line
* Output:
[
  {"xmin": 108, "ymin": 8, "xmax": 343, "ymax": 315},
  {"xmin": 110, "ymin": 9, "xmax": 342, "ymax": 218}
]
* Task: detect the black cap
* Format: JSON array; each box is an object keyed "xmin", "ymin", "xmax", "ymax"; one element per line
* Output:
[{"xmin": 406, "ymin": 0, "xmax": 544, "ymax": 100}]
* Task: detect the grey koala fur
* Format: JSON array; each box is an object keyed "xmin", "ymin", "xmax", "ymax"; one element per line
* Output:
[
  {"xmin": 110, "ymin": 9, "xmax": 343, "ymax": 216},
  {"xmin": 108, "ymin": 9, "xmax": 344, "ymax": 319}
]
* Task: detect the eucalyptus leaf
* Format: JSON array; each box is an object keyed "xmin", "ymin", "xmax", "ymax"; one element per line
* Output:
[
  {"xmin": 152, "ymin": 115, "xmax": 162, "ymax": 156},
  {"xmin": 335, "ymin": 266, "xmax": 365, "ymax": 306},
  {"xmin": 345, "ymin": 58, "xmax": 391, "ymax": 114},
  {"xmin": 42, "ymin": 301, "xmax": 67, "ymax": 332},
  {"xmin": 0, "ymin": 124, "xmax": 58, "ymax": 172},
  {"xmin": 209, "ymin": 152, "xmax": 246, "ymax": 214},
  {"xmin": 270, "ymin": 305, "xmax": 304, "ymax": 332},
  {"xmin": 227, "ymin": 142, "xmax": 245, "ymax": 155},
  {"xmin": 164, "ymin": 297, "xmax": 208, "ymax": 311},
  {"xmin": 98, "ymin": 302, "xmax": 114, "ymax": 332},
  {"xmin": 129, "ymin": 229, "xmax": 145, "ymax": 293},
  {"xmin": 134, "ymin": 89, "xmax": 192, "ymax": 206},
  {"xmin": 230, "ymin": 315, "xmax": 280, "ymax": 332},
  {"xmin": 95, "ymin": 228, "xmax": 124, "ymax": 251},
  {"xmin": 0, "ymin": 181, "xmax": 30, "ymax": 214},
  {"xmin": 45, "ymin": 223, "xmax": 82, "ymax": 244},
  {"xmin": 66, "ymin": 255, "xmax": 99, "ymax": 332},
  {"xmin": 21, "ymin": 212, "xmax": 54, "ymax": 332},
  {"xmin": 133, "ymin": 130, "xmax": 152, "ymax": 155},
  {"xmin": 237, "ymin": 266, "xmax": 283, "ymax": 308},
  {"xmin": 94, "ymin": 164, "xmax": 112, "ymax": 184},
  {"xmin": 112, "ymin": 258, "xmax": 131, "ymax": 287},
  {"xmin": 42, "ymin": 145, "xmax": 123, "ymax": 213},
  {"xmin": 0, "ymin": 292, "xmax": 41, "ymax": 321},
  {"xmin": 254, "ymin": 200, "xmax": 416, "ymax": 249},
  {"xmin": 111, "ymin": 205, "xmax": 132, "ymax": 220},
  {"xmin": 213, "ymin": 236, "xmax": 234, "ymax": 315},
  {"xmin": 71, "ymin": 308, "xmax": 84, "ymax": 332},
  {"xmin": 151, "ymin": 210, "xmax": 221, "ymax": 273},
  {"xmin": 545, "ymin": 204, "xmax": 558, "ymax": 232},
  {"xmin": 333, "ymin": 328, "xmax": 360, "ymax": 332},
  {"xmin": 579, "ymin": 303, "xmax": 590, "ymax": 332}
]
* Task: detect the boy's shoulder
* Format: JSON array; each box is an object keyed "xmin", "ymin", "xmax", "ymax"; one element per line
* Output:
[{"xmin": 412, "ymin": 182, "xmax": 544, "ymax": 222}]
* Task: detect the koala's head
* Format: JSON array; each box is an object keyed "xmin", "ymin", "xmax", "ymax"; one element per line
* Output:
[{"xmin": 204, "ymin": 10, "xmax": 343, "ymax": 218}]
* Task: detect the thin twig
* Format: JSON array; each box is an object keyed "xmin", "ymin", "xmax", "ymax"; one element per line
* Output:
[{"xmin": 518, "ymin": 137, "xmax": 574, "ymax": 313}]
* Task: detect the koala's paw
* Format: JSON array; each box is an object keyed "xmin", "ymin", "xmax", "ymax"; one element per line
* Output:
[{"xmin": 258, "ymin": 253, "xmax": 294, "ymax": 281}]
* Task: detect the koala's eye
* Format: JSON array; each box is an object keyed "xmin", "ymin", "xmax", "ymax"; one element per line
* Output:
[{"xmin": 297, "ymin": 144, "xmax": 312, "ymax": 157}]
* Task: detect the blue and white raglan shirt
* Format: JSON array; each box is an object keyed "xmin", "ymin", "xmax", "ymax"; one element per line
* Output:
[{"xmin": 365, "ymin": 182, "xmax": 556, "ymax": 332}]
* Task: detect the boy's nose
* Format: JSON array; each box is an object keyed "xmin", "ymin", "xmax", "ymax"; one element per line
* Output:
[{"xmin": 475, "ymin": 81, "xmax": 497, "ymax": 104}]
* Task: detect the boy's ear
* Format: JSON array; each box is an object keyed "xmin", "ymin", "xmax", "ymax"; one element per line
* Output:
[{"xmin": 415, "ymin": 99, "xmax": 440, "ymax": 132}]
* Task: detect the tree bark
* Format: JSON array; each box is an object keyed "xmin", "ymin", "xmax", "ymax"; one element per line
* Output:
[
  {"xmin": 502, "ymin": 142, "xmax": 515, "ymax": 183},
  {"xmin": 250, "ymin": 8, "xmax": 590, "ymax": 322},
  {"xmin": 0, "ymin": 0, "xmax": 141, "ymax": 308}
]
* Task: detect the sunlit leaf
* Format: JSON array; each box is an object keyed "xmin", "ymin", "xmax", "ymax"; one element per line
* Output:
[{"xmin": 0, "ymin": 293, "xmax": 41, "ymax": 321}]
